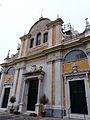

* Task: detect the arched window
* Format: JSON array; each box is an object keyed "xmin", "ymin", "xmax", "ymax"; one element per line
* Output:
[
  {"xmin": 30, "ymin": 38, "xmax": 34, "ymax": 48},
  {"xmin": 64, "ymin": 50, "xmax": 87, "ymax": 63},
  {"xmin": 36, "ymin": 33, "xmax": 41, "ymax": 46},
  {"xmin": 43, "ymin": 32, "xmax": 48, "ymax": 43},
  {"xmin": 6, "ymin": 67, "xmax": 15, "ymax": 75}
]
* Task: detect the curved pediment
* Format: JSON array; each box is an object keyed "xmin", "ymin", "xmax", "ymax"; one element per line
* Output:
[{"xmin": 28, "ymin": 18, "xmax": 51, "ymax": 37}]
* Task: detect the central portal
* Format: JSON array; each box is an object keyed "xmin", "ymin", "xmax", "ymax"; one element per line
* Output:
[{"xmin": 27, "ymin": 79, "xmax": 39, "ymax": 111}]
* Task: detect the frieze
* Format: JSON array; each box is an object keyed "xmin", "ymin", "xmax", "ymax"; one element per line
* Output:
[{"xmin": 66, "ymin": 74, "xmax": 86, "ymax": 80}]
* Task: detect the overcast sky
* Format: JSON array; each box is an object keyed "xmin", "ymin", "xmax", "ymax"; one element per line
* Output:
[{"xmin": 0, "ymin": 0, "xmax": 90, "ymax": 64}]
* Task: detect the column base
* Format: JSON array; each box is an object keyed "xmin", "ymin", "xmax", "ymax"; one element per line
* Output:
[
  {"xmin": 35, "ymin": 103, "xmax": 41, "ymax": 115},
  {"xmin": 19, "ymin": 102, "xmax": 24, "ymax": 112},
  {"xmin": 45, "ymin": 105, "xmax": 65, "ymax": 118}
]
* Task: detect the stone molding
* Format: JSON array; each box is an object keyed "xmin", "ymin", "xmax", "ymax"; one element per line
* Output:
[{"xmin": 86, "ymin": 48, "xmax": 90, "ymax": 55}]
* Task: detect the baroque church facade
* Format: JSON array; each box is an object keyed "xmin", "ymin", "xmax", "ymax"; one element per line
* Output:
[{"xmin": 0, "ymin": 16, "xmax": 90, "ymax": 118}]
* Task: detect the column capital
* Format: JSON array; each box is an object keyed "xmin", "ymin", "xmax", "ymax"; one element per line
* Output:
[{"xmin": 1, "ymin": 68, "xmax": 6, "ymax": 74}]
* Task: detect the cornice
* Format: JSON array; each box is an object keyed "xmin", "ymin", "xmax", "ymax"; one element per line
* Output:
[
  {"xmin": 63, "ymin": 70, "xmax": 90, "ymax": 77},
  {"xmin": 62, "ymin": 35, "xmax": 90, "ymax": 50},
  {"xmin": 1, "ymin": 35, "xmax": 90, "ymax": 67},
  {"xmin": 20, "ymin": 34, "xmax": 31, "ymax": 41}
]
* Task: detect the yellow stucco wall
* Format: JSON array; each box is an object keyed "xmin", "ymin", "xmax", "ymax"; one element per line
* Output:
[
  {"xmin": 52, "ymin": 26, "xmax": 56, "ymax": 46},
  {"xmin": 52, "ymin": 62, "xmax": 55, "ymax": 105},
  {"xmin": 63, "ymin": 59, "xmax": 89, "ymax": 74}
]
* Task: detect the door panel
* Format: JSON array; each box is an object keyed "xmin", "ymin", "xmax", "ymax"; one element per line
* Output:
[
  {"xmin": 27, "ymin": 79, "xmax": 39, "ymax": 111},
  {"xmin": 69, "ymin": 80, "xmax": 88, "ymax": 114}
]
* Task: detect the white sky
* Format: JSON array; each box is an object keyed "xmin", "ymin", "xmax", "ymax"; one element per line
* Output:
[{"xmin": 0, "ymin": 0, "xmax": 90, "ymax": 64}]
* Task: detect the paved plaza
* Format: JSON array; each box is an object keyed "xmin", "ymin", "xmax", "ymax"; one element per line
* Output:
[{"xmin": 0, "ymin": 111, "xmax": 86, "ymax": 120}]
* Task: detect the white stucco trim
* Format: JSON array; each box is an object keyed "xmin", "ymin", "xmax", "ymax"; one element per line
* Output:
[{"xmin": 65, "ymin": 74, "xmax": 90, "ymax": 118}]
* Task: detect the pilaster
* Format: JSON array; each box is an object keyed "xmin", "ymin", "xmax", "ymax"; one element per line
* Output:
[
  {"xmin": 46, "ymin": 61, "xmax": 52, "ymax": 104},
  {"xmin": 48, "ymin": 28, "xmax": 52, "ymax": 47},
  {"xmin": 56, "ymin": 24, "xmax": 63, "ymax": 44},
  {"xmin": 11, "ymin": 67, "xmax": 19, "ymax": 96},
  {"xmin": 15, "ymin": 65, "xmax": 25, "ymax": 106},
  {"xmin": 35, "ymin": 77, "xmax": 42, "ymax": 115},
  {"xmin": 19, "ymin": 79, "xmax": 25, "ymax": 112},
  {"xmin": 55, "ymin": 58, "xmax": 64, "ymax": 117},
  {"xmin": 0, "ymin": 68, "xmax": 6, "ymax": 97}
]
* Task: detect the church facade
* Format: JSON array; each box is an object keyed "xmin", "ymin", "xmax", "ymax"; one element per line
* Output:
[{"xmin": 0, "ymin": 16, "xmax": 90, "ymax": 118}]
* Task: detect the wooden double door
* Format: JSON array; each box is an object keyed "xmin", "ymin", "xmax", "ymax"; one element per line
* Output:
[{"xmin": 69, "ymin": 80, "xmax": 88, "ymax": 114}]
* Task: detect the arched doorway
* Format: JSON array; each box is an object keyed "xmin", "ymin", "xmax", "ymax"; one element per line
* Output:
[{"xmin": 63, "ymin": 49, "xmax": 89, "ymax": 116}]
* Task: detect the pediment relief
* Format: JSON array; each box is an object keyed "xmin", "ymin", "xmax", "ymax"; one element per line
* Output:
[
  {"xmin": 31, "ymin": 65, "xmax": 43, "ymax": 72},
  {"xmin": 23, "ymin": 65, "xmax": 45, "ymax": 80}
]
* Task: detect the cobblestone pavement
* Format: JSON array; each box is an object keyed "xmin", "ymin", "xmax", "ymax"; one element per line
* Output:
[{"xmin": 0, "ymin": 111, "xmax": 85, "ymax": 120}]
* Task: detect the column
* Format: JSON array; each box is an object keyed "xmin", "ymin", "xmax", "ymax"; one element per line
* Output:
[
  {"xmin": 37, "ymin": 79, "xmax": 41, "ymax": 103},
  {"xmin": 35, "ymin": 76, "xmax": 42, "ymax": 115}
]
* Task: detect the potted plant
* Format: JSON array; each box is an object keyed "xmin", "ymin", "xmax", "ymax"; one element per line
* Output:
[
  {"xmin": 39, "ymin": 94, "xmax": 48, "ymax": 117},
  {"xmin": 10, "ymin": 96, "xmax": 16, "ymax": 113}
]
